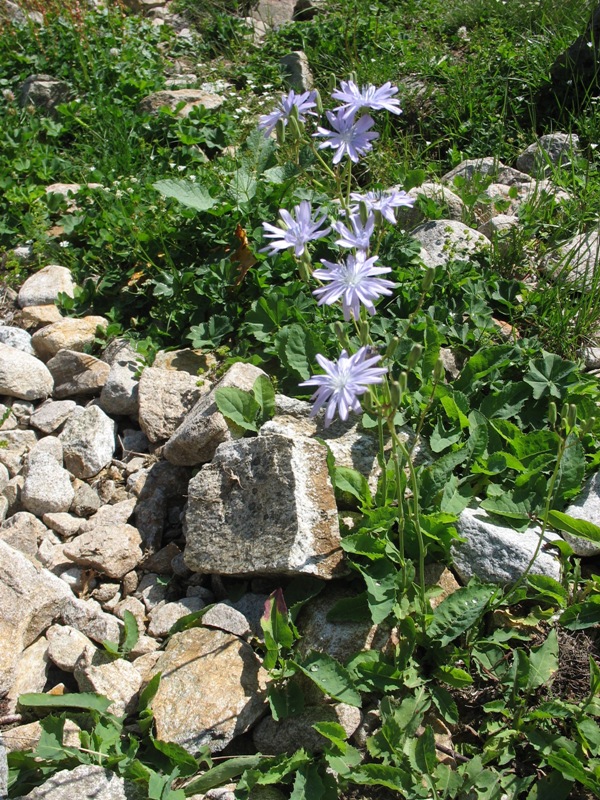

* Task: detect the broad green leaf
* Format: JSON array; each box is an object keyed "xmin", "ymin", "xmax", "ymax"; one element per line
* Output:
[
  {"xmin": 413, "ymin": 724, "xmax": 437, "ymax": 774},
  {"xmin": 290, "ymin": 763, "xmax": 327, "ymax": 800},
  {"xmin": 428, "ymin": 583, "xmax": 496, "ymax": 647},
  {"xmin": 153, "ymin": 179, "xmax": 217, "ymax": 211},
  {"xmin": 527, "ymin": 574, "xmax": 567, "ymax": 605},
  {"xmin": 433, "ymin": 665, "xmax": 474, "ymax": 687},
  {"xmin": 152, "ymin": 738, "xmax": 198, "ymax": 775},
  {"xmin": 349, "ymin": 764, "xmax": 412, "ymax": 792},
  {"xmin": 293, "ymin": 652, "xmax": 362, "ymax": 706},
  {"xmin": 228, "ymin": 168, "xmax": 256, "ymax": 203},
  {"xmin": 523, "ymin": 353, "xmax": 578, "ymax": 400},
  {"xmin": 429, "ymin": 685, "xmax": 459, "ymax": 725},
  {"xmin": 554, "ymin": 433, "xmax": 585, "ymax": 504},
  {"xmin": 355, "ymin": 558, "xmax": 398, "ymax": 624},
  {"xmin": 252, "ymin": 375, "xmax": 275, "ymax": 424},
  {"xmin": 560, "ymin": 596, "xmax": 600, "ymax": 630},
  {"xmin": 268, "ymin": 680, "xmax": 304, "ymax": 721},
  {"xmin": 545, "ymin": 509, "xmax": 600, "ymax": 544},
  {"xmin": 526, "ymin": 771, "xmax": 572, "ymax": 800},
  {"xmin": 440, "ymin": 474, "xmax": 472, "ymax": 514},
  {"xmin": 275, "ymin": 323, "xmax": 319, "ymax": 382},
  {"xmin": 168, "ymin": 605, "xmax": 214, "ymax": 635},
  {"xmin": 35, "ymin": 716, "xmax": 66, "ymax": 760},
  {"xmin": 18, "ymin": 692, "xmax": 112, "ymax": 714},
  {"xmin": 455, "ymin": 345, "xmax": 514, "ymax": 392},
  {"xmin": 545, "ymin": 748, "xmax": 600, "ymax": 791},
  {"xmin": 182, "ymin": 756, "xmax": 262, "ymax": 795},
  {"xmin": 576, "ymin": 717, "xmax": 600, "ymax": 756},
  {"xmin": 214, "ymin": 387, "xmax": 259, "ymax": 432},
  {"xmin": 325, "ymin": 592, "xmax": 371, "ymax": 623},
  {"xmin": 333, "ymin": 466, "xmax": 371, "ymax": 508},
  {"xmin": 121, "ymin": 609, "xmax": 140, "ymax": 654},
  {"xmin": 527, "ymin": 628, "xmax": 559, "ymax": 690}
]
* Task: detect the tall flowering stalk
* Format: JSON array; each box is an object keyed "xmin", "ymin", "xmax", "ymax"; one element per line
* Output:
[{"xmin": 258, "ymin": 80, "xmax": 437, "ymax": 626}]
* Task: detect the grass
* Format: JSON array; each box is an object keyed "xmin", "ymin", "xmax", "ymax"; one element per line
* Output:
[{"xmin": 2, "ymin": 0, "xmax": 600, "ymax": 798}]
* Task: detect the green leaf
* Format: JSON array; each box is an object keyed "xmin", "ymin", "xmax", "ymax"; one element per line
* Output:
[
  {"xmin": 414, "ymin": 725, "xmax": 437, "ymax": 774},
  {"xmin": 182, "ymin": 756, "xmax": 262, "ymax": 796},
  {"xmin": 121, "ymin": 609, "xmax": 140, "ymax": 655},
  {"xmin": 545, "ymin": 748, "xmax": 600, "ymax": 791},
  {"xmin": 526, "ymin": 771, "xmax": 572, "ymax": 800},
  {"xmin": 523, "ymin": 353, "xmax": 577, "ymax": 400},
  {"xmin": 214, "ymin": 386, "xmax": 259, "ymax": 432},
  {"xmin": 429, "ymin": 685, "xmax": 459, "ymax": 725},
  {"xmin": 252, "ymin": 375, "xmax": 275, "ymax": 424},
  {"xmin": 325, "ymin": 593, "xmax": 371, "ymax": 623},
  {"xmin": 560, "ymin": 596, "xmax": 600, "ymax": 630},
  {"xmin": 35, "ymin": 716, "xmax": 66, "ymax": 760},
  {"xmin": 433, "ymin": 665, "xmax": 474, "ymax": 688},
  {"xmin": 274, "ymin": 323, "xmax": 316, "ymax": 382},
  {"xmin": 554, "ymin": 433, "xmax": 585, "ymax": 504},
  {"xmin": 349, "ymin": 764, "xmax": 412, "ymax": 792},
  {"xmin": 293, "ymin": 652, "xmax": 362, "ymax": 706},
  {"xmin": 527, "ymin": 574, "xmax": 567, "ymax": 606},
  {"xmin": 545, "ymin": 509, "xmax": 600, "ymax": 544},
  {"xmin": 428, "ymin": 583, "xmax": 496, "ymax": 646},
  {"xmin": 18, "ymin": 692, "xmax": 112, "ymax": 714},
  {"xmin": 333, "ymin": 466, "xmax": 371, "ymax": 508},
  {"xmin": 168, "ymin": 605, "xmax": 214, "ymax": 635},
  {"xmin": 527, "ymin": 628, "xmax": 559, "ymax": 691},
  {"xmin": 228, "ymin": 168, "xmax": 256, "ymax": 203},
  {"xmin": 290, "ymin": 763, "xmax": 327, "ymax": 800},
  {"xmin": 153, "ymin": 179, "xmax": 217, "ymax": 211},
  {"xmin": 152, "ymin": 738, "xmax": 198, "ymax": 775},
  {"xmin": 455, "ymin": 345, "xmax": 514, "ymax": 393},
  {"xmin": 355, "ymin": 558, "xmax": 398, "ymax": 624},
  {"xmin": 268, "ymin": 680, "xmax": 305, "ymax": 721}
]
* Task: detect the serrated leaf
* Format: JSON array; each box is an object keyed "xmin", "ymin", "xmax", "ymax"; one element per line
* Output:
[
  {"xmin": 268, "ymin": 680, "xmax": 305, "ymax": 721},
  {"xmin": 290, "ymin": 763, "xmax": 326, "ymax": 800},
  {"xmin": 349, "ymin": 764, "xmax": 412, "ymax": 792},
  {"xmin": 182, "ymin": 756, "xmax": 262, "ymax": 795},
  {"xmin": 153, "ymin": 179, "xmax": 217, "ymax": 211},
  {"xmin": 355, "ymin": 558, "xmax": 398, "ymax": 624},
  {"xmin": 428, "ymin": 583, "xmax": 496, "ymax": 646},
  {"xmin": 527, "ymin": 628, "xmax": 559, "ymax": 690},
  {"xmin": 152, "ymin": 738, "xmax": 198, "ymax": 774},
  {"xmin": 275, "ymin": 323, "xmax": 317, "ymax": 382},
  {"xmin": 433, "ymin": 665, "xmax": 474, "ymax": 688},
  {"xmin": 121, "ymin": 609, "xmax": 140, "ymax": 654},
  {"xmin": 560, "ymin": 596, "xmax": 600, "ymax": 630},
  {"xmin": 18, "ymin": 692, "xmax": 112, "ymax": 714},
  {"xmin": 35, "ymin": 716, "xmax": 66, "ymax": 760},
  {"xmin": 293, "ymin": 652, "xmax": 362, "ymax": 706},
  {"xmin": 429, "ymin": 685, "xmax": 459, "ymax": 725},
  {"xmin": 214, "ymin": 386, "xmax": 259, "ymax": 432}
]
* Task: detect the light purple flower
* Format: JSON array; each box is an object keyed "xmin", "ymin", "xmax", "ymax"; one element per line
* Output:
[
  {"xmin": 350, "ymin": 188, "xmax": 415, "ymax": 224},
  {"xmin": 258, "ymin": 89, "xmax": 318, "ymax": 137},
  {"xmin": 314, "ymin": 109, "xmax": 379, "ymax": 164},
  {"xmin": 312, "ymin": 252, "xmax": 396, "ymax": 321},
  {"xmin": 332, "ymin": 212, "xmax": 375, "ymax": 250},
  {"xmin": 300, "ymin": 347, "xmax": 387, "ymax": 427},
  {"xmin": 261, "ymin": 200, "xmax": 331, "ymax": 257},
  {"xmin": 331, "ymin": 80, "xmax": 402, "ymax": 118}
]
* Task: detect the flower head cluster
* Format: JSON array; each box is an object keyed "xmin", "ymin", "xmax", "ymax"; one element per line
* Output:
[
  {"xmin": 300, "ymin": 347, "xmax": 387, "ymax": 427},
  {"xmin": 331, "ymin": 80, "xmax": 402, "ymax": 118},
  {"xmin": 258, "ymin": 89, "xmax": 318, "ymax": 137},
  {"xmin": 332, "ymin": 212, "xmax": 374, "ymax": 250},
  {"xmin": 261, "ymin": 200, "xmax": 330, "ymax": 257},
  {"xmin": 313, "ymin": 253, "xmax": 395, "ymax": 321},
  {"xmin": 314, "ymin": 109, "xmax": 378, "ymax": 164},
  {"xmin": 350, "ymin": 188, "xmax": 415, "ymax": 224}
]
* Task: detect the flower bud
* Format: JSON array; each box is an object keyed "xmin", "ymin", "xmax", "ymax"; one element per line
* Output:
[
  {"xmin": 359, "ymin": 318, "xmax": 370, "ymax": 344},
  {"xmin": 421, "ymin": 266, "xmax": 435, "ymax": 293},
  {"xmin": 327, "ymin": 74, "xmax": 337, "ymax": 94},
  {"xmin": 548, "ymin": 401, "xmax": 557, "ymax": 427},
  {"xmin": 288, "ymin": 114, "xmax": 303, "ymax": 141},
  {"xmin": 334, "ymin": 321, "xmax": 350, "ymax": 348},
  {"xmin": 407, "ymin": 343, "xmax": 423, "ymax": 370},
  {"xmin": 433, "ymin": 358, "xmax": 445, "ymax": 383},
  {"xmin": 397, "ymin": 371, "xmax": 408, "ymax": 396},
  {"xmin": 390, "ymin": 380, "xmax": 402, "ymax": 408},
  {"xmin": 385, "ymin": 336, "xmax": 400, "ymax": 360},
  {"xmin": 349, "ymin": 71, "xmax": 358, "ymax": 85},
  {"xmin": 358, "ymin": 200, "xmax": 370, "ymax": 226},
  {"xmin": 314, "ymin": 89, "xmax": 323, "ymax": 114},
  {"xmin": 567, "ymin": 403, "xmax": 577, "ymax": 431},
  {"xmin": 275, "ymin": 118, "xmax": 286, "ymax": 145}
]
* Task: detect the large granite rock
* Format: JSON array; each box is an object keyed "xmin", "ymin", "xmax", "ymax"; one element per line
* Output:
[
  {"xmin": 184, "ymin": 434, "xmax": 343, "ymax": 579},
  {"xmin": 137, "ymin": 366, "xmax": 207, "ymax": 443},
  {"xmin": 0, "ymin": 343, "xmax": 53, "ymax": 400},
  {"xmin": 17, "ymin": 265, "xmax": 75, "ymax": 308},
  {"xmin": 60, "ymin": 405, "xmax": 116, "ymax": 478},
  {"xmin": 15, "ymin": 764, "xmax": 144, "ymax": 799},
  {"xmin": 31, "ymin": 316, "xmax": 108, "ymax": 361},
  {"xmin": 149, "ymin": 627, "xmax": 268, "ymax": 753}
]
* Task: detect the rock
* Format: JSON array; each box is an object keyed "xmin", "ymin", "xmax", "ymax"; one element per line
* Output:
[
  {"xmin": 423, "ymin": 563, "xmax": 461, "ymax": 609},
  {"xmin": 544, "ymin": 227, "xmax": 600, "ymax": 291},
  {"xmin": 163, "ymin": 362, "xmax": 266, "ymax": 466},
  {"xmin": 59, "ymin": 596, "xmax": 121, "ymax": 644},
  {"xmin": 15, "ymin": 764, "xmax": 144, "ymax": 800},
  {"xmin": 46, "ymin": 624, "xmax": 96, "ymax": 671},
  {"xmin": 397, "ymin": 181, "xmax": 465, "ymax": 229},
  {"xmin": 147, "ymin": 597, "xmax": 204, "ymax": 638},
  {"xmin": 153, "ymin": 348, "xmax": 217, "ymax": 374},
  {"xmin": 516, "ymin": 133, "xmax": 580, "ymax": 178},
  {"xmin": 200, "ymin": 603, "xmax": 251, "ymax": 638},
  {"xmin": 280, "ymin": 50, "xmax": 313, "ymax": 91},
  {"xmin": 583, "ymin": 346, "xmax": 600, "ymax": 370},
  {"xmin": 138, "ymin": 366, "xmax": 207, "ymax": 443},
  {"xmin": 251, "ymin": 0, "xmax": 296, "ymax": 27},
  {"xmin": 28, "ymin": 434, "xmax": 63, "ymax": 464},
  {"xmin": 478, "ymin": 214, "xmax": 520, "ymax": 253},
  {"xmin": 79, "ymin": 498, "xmax": 136, "ymax": 533},
  {"xmin": 60, "ymin": 405, "xmax": 116, "ymax": 478},
  {"xmin": 0, "ymin": 324, "xmax": 34, "ymax": 353},
  {"xmin": 559, "ymin": 472, "xmax": 600, "ymax": 555},
  {"xmin": 136, "ymin": 573, "xmax": 169, "ymax": 611},
  {"xmin": 17, "ymin": 264, "xmax": 75, "ymax": 308},
  {"xmin": 451, "ymin": 507, "xmax": 561, "ymax": 584},
  {"xmin": 71, "ymin": 479, "xmax": 102, "ymax": 517},
  {"xmin": 3, "ymin": 475, "xmax": 24, "ymax": 514},
  {"xmin": 99, "ymin": 342, "xmax": 140, "ymax": 416},
  {"xmin": 21, "ymin": 452, "xmax": 75, "ymax": 516},
  {"xmin": 149, "ymin": 627, "xmax": 268, "ymax": 753},
  {"xmin": 30, "ymin": 399, "xmax": 77, "ymax": 434},
  {"xmin": 63, "ymin": 523, "xmax": 144, "ymax": 579},
  {"xmin": 442, "ymin": 157, "xmax": 502, "ymax": 185},
  {"xmin": 411, "ymin": 220, "xmax": 491, "ymax": 268},
  {"xmin": 8, "ymin": 635, "xmax": 49, "ymax": 712},
  {"xmin": 75, "ymin": 655, "xmax": 142, "ymax": 716},
  {"xmin": 19, "ymin": 304, "xmax": 63, "ymax": 329},
  {"xmin": 0, "ymin": 511, "xmax": 46, "ymax": 556},
  {"xmin": 114, "ymin": 596, "xmax": 146, "ymax": 632},
  {"xmin": 42, "ymin": 512, "xmax": 81, "ymax": 539},
  {"xmin": 0, "ymin": 342, "xmax": 53, "ymax": 400},
  {"xmin": 140, "ymin": 541, "xmax": 181, "ymax": 574},
  {"xmin": 47, "ymin": 350, "xmax": 110, "ymax": 398},
  {"xmin": 18, "ymin": 74, "xmax": 73, "ymax": 115},
  {"xmin": 31, "ymin": 316, "xmax": 108, "ymax": 361},
  {"xmin": 134, "ymin": 461, "xmax": 190, "ymax": 549},
  {"xmin": 253, "ymin": 703, "xmax": 361, "ymax": 754},
  {"xmin": 184, "ymin": 434, "xmax": 343, "ymax": 579},
  {"xmin": 138, "ymin": 89, "xmax": 225, "ymax": 117}
]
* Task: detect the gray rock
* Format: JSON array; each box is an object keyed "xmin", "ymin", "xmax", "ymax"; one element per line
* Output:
[
  {"xmin": 0, "ymin": 739, "xmax": 6, "ymax": 799},
  {"xmin": 17, "ymin": 264, "xmax": 75, "ymax": 308},
  {"xmin": 42, "ymin": 512, "xmax": 81, "ymax": 539},
  {"xmin": 60, "ymin": 405, "xmax": 116, "ymax": 478},
  {"xmin": 22, "ymin": 451, "xmax": 74, "ymax": 516},
  {"xmin": 200, "ymin": 603, "xmax": 251, "ymax": 638},
  {"xmin": 147, "ymin": 597, "xmax": 204, "ymax": 638},
  {"xmin": 47, "ymin": 624, "xmax": 96, "ymax": 671},
  {"xmin": 0, "ymin": 511, "xmax": 48, "ymax": 556},
  {"xmin": 0, "ymin": 342, "xmax": 53, "ymax": 400},
  {"xmin": 545, "ymin": 227, "xmax": 600, "ymax": 291},
  {"xmin": 28, "ymin": 435, "xmax": 63, "ymax": 464},
  {"xmin": 70, "ymin": 479, "xmax": 102, "ymax": 517},
  {"xmin": 560, "ymin": 472, "xmax": 600, "ymax": 555},
  {"xmin": 412, "ymin": 220, "xmax": 491, "ymax": 268},
  {"xmin": 19, "ymin": 74, "xmax": 73, "ymax": 115},
  {"xmin": 7, "ymin": 635, "xmax": 49, "ymax": 713},
  {"xmin": 15, "ymin": 763, "xmax": 144, "ymax": 799},
  {"xmin": 442, "ymin": 157, "xmax": 502, "ymax": 185},
  {"xmin": 79, "ymin": 498, "xmax": 136, "ymax": 533},
  {"xmin": 136, "ymin": 573, "xmax": 168, "ymax": 611},
  {"xmin": 47, "ymin": 349, "xmax": 110, "ymax": 398},
  {"xmin": 138, "ymin": 89, "xmax": 225, "ymax": 117},
  {"xmin": 253, "ymin": 703, "xmax": 361, "ymax": 755},
  {"xmin": 75, "ymin": 655, "xmax": 142, "ymax": 717},
  {"xmin": 516, "ymin": 133, "xmax": 580, "ymax": 178},
  {"xmin": 251, "ymin": 0, "xmax": 296, "ymax": 27},
  {"xmin": 451, "ymin": 507, "xmax": 561, "ymax": 584},
  {"xmin": 0, "ymin": 461, "xmax": 10, "ymax": 492},
  {"xmin": 3, "ymin": 474, "xmax": 24, "ymax": 514},
  {"xmin": 149, "ymin": 627, "xmax": 268, "ymax": 753},
  {"xmin": 20, "ymin": 304, "xmax": 63, "ymax": 330},
  {"xmin": 59, "ymin": 596, "xmax": 121, "ymax": 645},
  {"xmin": 152, "ymin": 348, "xmax": 217, "ymax": 375},
  {"xmin": 137, "ymin": 366, "xmax": 207, "ymax": 443},
  {"xmin": 134, "ymin": 461, "xmax": 190, "ymax": 549},
  {"xmin": 99, "ymin": 343, "xmax": 140, "ymax": 416},
  {"xmin": 478, "ymin": 214, "xmax": 520, "ymax": 254},
  {"xmin": 184, "ymin": 434, "xmax": 343, "ymax": 579},
  {"xmin": 398, "ymin": 181, "xmax": 465, "ymax": 229},
  {"xmin": 63, "ymin": 523, "xmax": 144, "ymax": 579},
  {"xmin": 30, "ymin": 399, "xmax": 77, "ymax": 434},
  {"xmin": 0, "ymin": 325, "xmax": 34, "ymax": 354},
  {"xmin": 280, "ymin": 50, "xmax": 314, "ymax": 92},
  {"xmin": 31, "ymin": 316, "xmax": 108, "ymax": 361},
  {"xmin": 163, "ymin": 361, "xmax": 265, "ymax": 466}
]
